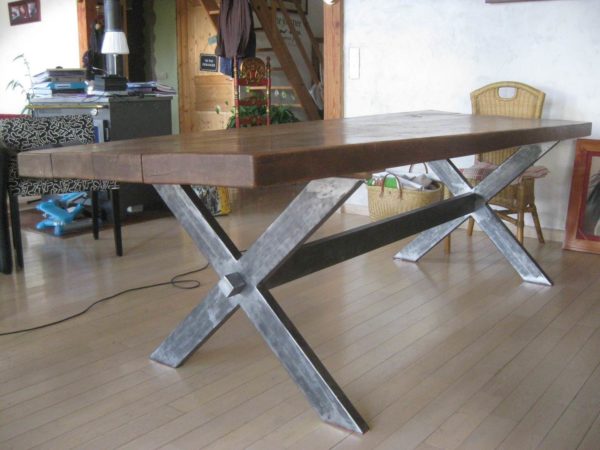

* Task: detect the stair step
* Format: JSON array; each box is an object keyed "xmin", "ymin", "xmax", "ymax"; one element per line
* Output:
[
  {"xmin": 273, "ymin": 103, "xmax": 303, "ymax": 108},
  {"xmin": 245, "ymin": 0, "xmax": 321, "ymax": 120},
  {"xmin": 264, "ymin": 4, "xmax": 277, "ymax": 10},
  {"xmin": 247, "ymin": 85, "xmax": 295, "ymax": 91}
]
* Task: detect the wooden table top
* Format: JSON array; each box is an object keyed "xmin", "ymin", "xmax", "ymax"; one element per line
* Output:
[{"xmin": 18, "ymin": 111, "xmax": 591, "ymax": 188}]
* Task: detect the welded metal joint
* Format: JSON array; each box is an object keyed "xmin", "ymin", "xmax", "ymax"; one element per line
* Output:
[{"xmin": 218, "ymin": 272, "xmax": 247, "ymax": 298}]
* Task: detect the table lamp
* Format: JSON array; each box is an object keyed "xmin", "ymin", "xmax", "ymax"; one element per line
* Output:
[
  {"xmin": 101, "ymin": 0, "xmax": 129, "ymax": 77},
  {"xmin": 101, "ymin": 30, "xmax": 129, "ymax": 76}
]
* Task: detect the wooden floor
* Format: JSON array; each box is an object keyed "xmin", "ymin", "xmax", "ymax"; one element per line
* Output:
[{"xmin": 1, "ymin": 187, "xmax": 599, "ymax": 450}]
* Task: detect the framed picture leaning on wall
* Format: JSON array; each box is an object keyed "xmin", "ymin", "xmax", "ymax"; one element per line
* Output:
[{"xmin": 564, "ymin": 139, "xmax": 600, "ymax": 254}]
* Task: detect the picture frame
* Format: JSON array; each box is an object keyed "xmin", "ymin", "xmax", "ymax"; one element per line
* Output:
[
  {"xmin": 8, "ymin": 0, "xmax": 41, "ymax": 26},
  {"xmin": 486, "ymin": 0, "xmax": 546, "ymax": 3},
  {"xmin": 564, "ymin": 139, "xmax": 600, "ymax": 254}
]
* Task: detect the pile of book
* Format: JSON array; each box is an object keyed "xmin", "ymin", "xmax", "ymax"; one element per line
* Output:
[
  {"xmin": 32, "ymin": 68, "xmax": 87, "ymax": 98},
  {"xmin": 126, "ymin": 81, "xmax": 177, "ymax": 96}
]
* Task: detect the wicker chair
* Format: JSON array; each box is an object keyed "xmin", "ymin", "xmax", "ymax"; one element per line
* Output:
[
  {"xmin": 0, "ymin": 115, "xmax": 122, "ymax": 274},
  {"xmin": 466, "ymin": 81, "xmax": 547, "ymax": 244}
]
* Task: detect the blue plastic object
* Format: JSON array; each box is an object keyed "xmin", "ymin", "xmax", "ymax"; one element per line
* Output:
[
  {"xmin": 57, "ymin": 192, "xmax": 86, "ymax": 206},
  {"xmin": 36, "ymin": 199, "xmax": 85, "ymax": 236}
]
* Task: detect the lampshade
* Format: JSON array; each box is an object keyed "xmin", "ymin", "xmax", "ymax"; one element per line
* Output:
[{"xmin": 101, "ymin": 31, "xmax": 130, "ymax": 55}]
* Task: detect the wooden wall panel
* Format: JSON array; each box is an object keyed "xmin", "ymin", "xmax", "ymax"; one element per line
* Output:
[
  {"xmin": 77, "ymin": 0, "xmax": 100, "ymax": 65},
  {"xmin": 323, "ymin": 1, "xmax": 343, "ymax": 120},
  {"xmin": 176, "ymin": 0, "xmax": 193, "ymax": 133},
  {"xmin": 177, "ymin": 0, "xmax": 342, "ymax": 130},
  {"xmin": 193, "ymin": 75, "xmax": 233, "ymax": 113},
  {"xmin": 177, "ymin": 0, "xmax": 233, "ymax": 133},
  {"xmin": 192, "ymin": 111, "xmax": 231, "ymax": 130}
]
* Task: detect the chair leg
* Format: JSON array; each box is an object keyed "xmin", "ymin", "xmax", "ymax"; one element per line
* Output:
[
  {"xmin": 441, "ymin": 185, "xmax": 452, "ymax": 253},
  {"xmin": 444, "ymin": 235, "xmax": 451, "ymax": 253},
  {"xmin": 111, "ymin": 189, "xmax": 123, "ymax": 256},
  {"xmin": 516, "ymin": 184, "xmax": 526, "ymax": 244},
  {"xmin": 517, "ymin": 210, "xmax": 525, "ymax": 244},
  {"xmin": 9, "ymin": 194, "xmax": 23, "ymax": 269},
  {"xmin": 91, "ymin": 191, "xmax": 99, "ymax": 240},
  {"xmin": 530, "ymin": 205, "xmax": 545, "ymax": 244},
  {"xmin": 0, "ymin": 188, "xmax": 13, "ymax": 274},
  {"xmin": 467, "ymin": 217, "xmax": 475, "ymax": 236}
]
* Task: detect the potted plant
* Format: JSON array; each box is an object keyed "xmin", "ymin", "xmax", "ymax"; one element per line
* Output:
[
  {"xmin": 217, "ymin": 93, "xmax": 300, "ymax": 129},
  {"xmin": 6, "ymin": 54, "xmax": 33, "ymax": 114}
]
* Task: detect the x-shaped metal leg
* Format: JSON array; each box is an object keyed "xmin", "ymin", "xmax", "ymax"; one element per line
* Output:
[
  {"xmin": 151, "ymin": 180, "xmax": 368, "ymax": 433},
  {"xmin": 395, "ymin": 143, "xmax": 559, "ymax": 286}
]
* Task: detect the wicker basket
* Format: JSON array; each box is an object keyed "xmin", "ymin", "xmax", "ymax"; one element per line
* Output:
[{"xmin": 367, "ymin": 173, "xmax": 443, "ymax": 221}]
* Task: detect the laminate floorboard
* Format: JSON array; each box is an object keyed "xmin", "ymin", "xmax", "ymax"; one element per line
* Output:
[{"xmin": 0, "ymin": 186, "xmax": 598, "ymax": 449}]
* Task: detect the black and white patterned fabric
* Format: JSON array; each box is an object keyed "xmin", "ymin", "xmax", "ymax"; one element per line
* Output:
[{"xmin": 0, "ymin": 115, "xmax": 117, "ymax": 196}]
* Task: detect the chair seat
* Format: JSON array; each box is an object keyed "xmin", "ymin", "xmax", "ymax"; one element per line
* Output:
[
  {"xmin": 469, "ymin": 176, "xmax": 536, "ymax": 210},
  {"xmin": 461, "ymin": 160, "xmax": 548, "ymax": 214},
  {"xmin": 7, "ymin": 157, "xmax": 117, "ymax": 197},
  {"xmin": 461, "ymin": 161, "xmax": 549, "ymax": 184}
]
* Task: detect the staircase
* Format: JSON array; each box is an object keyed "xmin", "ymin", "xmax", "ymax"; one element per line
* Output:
[{"xmin": 197, "ymin": 0, "xmax": 322, "ymax": 121}]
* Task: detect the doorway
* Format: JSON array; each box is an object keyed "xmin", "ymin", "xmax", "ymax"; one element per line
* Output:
[{"xmin": 78, "ymin": 0, "xmax": 343, "ymax": 131}]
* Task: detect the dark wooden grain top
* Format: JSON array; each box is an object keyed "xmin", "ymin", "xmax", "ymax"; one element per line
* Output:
[{"xmin": 18, "ymin": 111, "xmax": 591, "ymax": 187}]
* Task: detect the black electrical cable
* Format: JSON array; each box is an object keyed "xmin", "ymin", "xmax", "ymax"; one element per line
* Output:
[{"xmin": 0, "ymin": 262, "xmax": 210, "ymax": 336}]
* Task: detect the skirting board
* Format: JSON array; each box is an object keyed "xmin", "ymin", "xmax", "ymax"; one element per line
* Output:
[{"xmin": 338, "ymin": 203, "xmax": 566, "ymax": 243}]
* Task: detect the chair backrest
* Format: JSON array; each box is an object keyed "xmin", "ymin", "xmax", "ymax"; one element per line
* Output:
[
  {"xmin": 0, "ymin": 114, "xmax": 95, "ymax": 152},
  {"xmin": 471, "ymin": 81, "xmax": 545, "ymax": 165},
  {"xmin": 233, "ymin": 56, "xmax": 271, "ymax": 128},
  {"xmin": 0, "ymin": 115, "xmax": 117, "ymax": 197}
]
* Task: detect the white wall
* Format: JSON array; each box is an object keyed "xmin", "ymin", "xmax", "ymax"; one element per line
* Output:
[
  {"xmin": 343, "ymin": 0, "xmax": 600, "ymax": 232},
  {"xmin": 0, "ymin": 0, "xmax": 80, "ymax": 114}
]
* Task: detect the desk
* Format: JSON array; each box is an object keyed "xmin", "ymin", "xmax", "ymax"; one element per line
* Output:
[{"xmin": 18, "ymin": 111, "xmax": 591, "ymax": 433}]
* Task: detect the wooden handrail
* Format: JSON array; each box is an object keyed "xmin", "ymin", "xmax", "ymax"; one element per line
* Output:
[
  {"xmin": 274, "ymin": 0, "xmax": 320, "ymax": 86},
  {"xmin": 290, "ymin": 0, "xmax": 323, "ymax": 69}
]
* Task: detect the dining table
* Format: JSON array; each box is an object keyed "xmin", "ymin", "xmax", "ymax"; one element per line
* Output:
[{"xmin": 17, "ymin": 110, "xmax": 591, "ymax": 433}]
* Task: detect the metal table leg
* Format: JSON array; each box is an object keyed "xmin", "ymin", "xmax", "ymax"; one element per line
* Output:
[
  {"xmin": 149, "ymin": 143, "xmax": 558, "ymax": 433},
  {"xmin": 395, "ymin": 143, "xmax": 558, "ymax": 286},
  {"xmin": 151, "ymin": 180, "xmax": 369, "ymax": 433}
]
